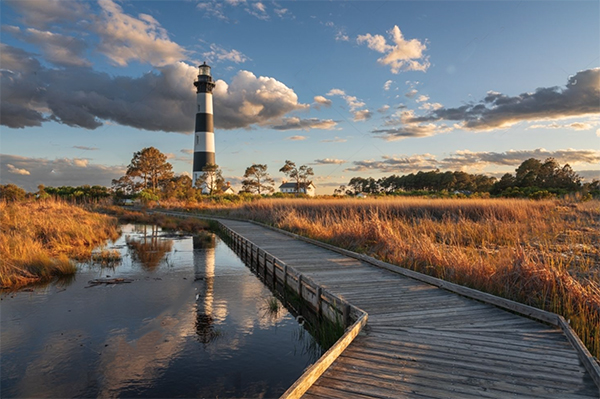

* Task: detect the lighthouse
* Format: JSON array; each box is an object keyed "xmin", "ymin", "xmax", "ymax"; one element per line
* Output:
[{"xmin": 192, "ymin": 62, "xmax": 216, "ymax": 190}]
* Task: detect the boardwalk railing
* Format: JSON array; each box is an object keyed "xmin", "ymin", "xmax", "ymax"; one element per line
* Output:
[{"xmin": 154, "ymin": 210, "xmax": 368, "ymax": 399}]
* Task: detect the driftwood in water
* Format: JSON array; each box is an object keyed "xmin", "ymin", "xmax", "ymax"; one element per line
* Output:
[{"xmin": 85, "ymin": 278, "xmax": 133, "ymax": 287}]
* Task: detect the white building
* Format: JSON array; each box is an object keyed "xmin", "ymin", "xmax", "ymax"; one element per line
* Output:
[{"xmin": 279, "ymin": 182, "xmax": 316, "ymax": 197}]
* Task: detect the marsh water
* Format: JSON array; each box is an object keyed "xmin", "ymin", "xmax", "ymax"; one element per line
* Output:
[{"xmin": 1, "ymin": 225, "xmax": 322, "ymax": 398}]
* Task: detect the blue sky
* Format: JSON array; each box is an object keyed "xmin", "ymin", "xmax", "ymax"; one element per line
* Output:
[{"xmin": 1, "ymin": 0, "xmax": 599, "ymax": 193}]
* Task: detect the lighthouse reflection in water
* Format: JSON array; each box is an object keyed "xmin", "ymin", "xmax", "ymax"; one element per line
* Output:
[{"xmin": 0, "ymin": 226, "xmax": 320, "ymax": 399}]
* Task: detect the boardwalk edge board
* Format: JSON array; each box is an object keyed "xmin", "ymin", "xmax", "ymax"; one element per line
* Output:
[{"xmin": 152, "ymin": 210, "xmax": 600, "ymax": 392}]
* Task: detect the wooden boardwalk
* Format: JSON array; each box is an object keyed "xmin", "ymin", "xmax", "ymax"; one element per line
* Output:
[{"xmin": 158, "ymin": 211, "xmax": 600, "ymax": 398}]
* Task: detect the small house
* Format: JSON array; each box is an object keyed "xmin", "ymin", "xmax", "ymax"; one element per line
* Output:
[{"xmin": 279, "ymin": 182, "xmax": 316, "ymax": 197}]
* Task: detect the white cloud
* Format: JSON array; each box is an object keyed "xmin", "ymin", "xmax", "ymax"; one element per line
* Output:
[
  {"xmin": 405, "ymin": 89, "xmax": 418, "ymax": 98},
  {"xmin": 246, "ymin": 2, "xmax": 269, "ymax": 20},
  {"xmin": 419, "ymin": 102, "xmax": 443, "ymax": 111},
  {"xmin": 383, "ymin": 80, "xmax": 393, "ymax": 91},
  {"xmin": 314, "ymin": 158, "xmax": 346, "ymax": 165},
  {"xmin": 378, "ymin": 105, "xmax": 391, "ymax": 113},
  {"xmin": 3, "ymin": 26, "xmax": 90, "ymax": 67},
  {"xmin": 353, "ymin": 110, "xmax": 372, "ymax": 122},
  {"xmin": 7, "ymin": 164, "xmax": 30, "ymax": 175},
  {"xmin": 202, "ymin": 43, "xmax": 249, "ymax": 64},
  {"xmin": 95, "ymin": 0, "xmax": 187, "ymax": 67},
  {"xmin": 214, "ymin": 70, "xmax": 309, "ymax": 129},
  {"xmin": 180, "ymin": 149, "xmax": 194, "ymax": 155},
  {"xmin": 357, "ymin": 25, "xmax": 430, "ymax": 73},
  {"xmin": 313, "ymin": 95, "xmax": 332, "ymax": 107},
  {"xmin": 373, "ymin": 109, "xmax": 453, "ymax": 140},
  {"xmin": 287, "ymin": 135, "xmax": 307, "ymax": 141},
  {"xmin": 326, "ymin": 88, "xmax": 346, "ymax": 97},
  {"xmin": 415, "ymin": 95, "xmax": 430, "ymax": 103}
]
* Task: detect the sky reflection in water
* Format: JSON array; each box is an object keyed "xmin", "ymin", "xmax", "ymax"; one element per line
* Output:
[{"xmin": 1, "ymin": 225, "xmax": 319, "ymax": 398}]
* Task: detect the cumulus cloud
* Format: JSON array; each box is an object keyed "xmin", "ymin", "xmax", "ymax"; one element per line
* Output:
[
  {"xmin": 0, "ymin": 46, "xmax": 306, "ymax": 132},
  {"xmin": 415, "ymin": 95, "xmax": 429, "ymax": 103},
  {"xmin": 412, "ymin": 68, "xmax": 600, "ymax": 131},
  {"xmin": 287, "ymin": 135, "xmax": 307, "ymax": 141},
  {"xmin": 7, "ymin": 164, "xmax": 31, "ymax": 175},
  {"xmin": 383, "ymin": 80, "xmax": 393, "ymax": 91},
  {"xmin": 202, "ymin": 43, "xmax": 249, "ymax": 64},
  {"xmin": 214, "ymin": 70, "xmax": 308, "ymax": 129},
  {"xmin": 357, "ymin": 25, "xmax": 430, "ymax": 73},
  {"xmin": 346, "ymin": 148, "xmax": 600, "ymax": 173},
  {"xmin": 269, "ymin": 117, "xmax": 338, "ymax": 131},
  {"xmin": 419, "ymin": 102, "xmax": 444, "ymax": 111},
  {"xmin": 3, "ymin": 26, "xmax": 90, "ymax": 67},
  {"xmin": 1, "ymin": 154, "xmax": 125, "ymax": 191},
  {"xmin": 378, "ymin": 105, "xmax": 391, "ymax": 113},
  {"xmin": 5, "ymin": 0, "xmax": 89, "ymax": 29},
  {"xmin": 405, "ymin": 89, "xmax": 418, "ymax": 98},
  {"xmin": 313, "ymin": 95, "xmax": 332, "ymax": 108},
  {"xmin": 353, "ymin": 109, "xmax": 372, "ymax": 121},
  {"xmin": 314, "ymin": 158, "xmax": 346, "ymax": 165},
  {"xmin": 95, "ymin": 0, "xmax": 187, "ymax": 67}
]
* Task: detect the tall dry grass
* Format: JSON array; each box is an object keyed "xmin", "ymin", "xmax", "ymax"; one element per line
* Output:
[
  {"xmin": 172, "ymin": 197, "xmax": 600, "ymax": 358},
  {"xmin": 0, "ymin": 199, "xmax": 120, "ymax": 289}
]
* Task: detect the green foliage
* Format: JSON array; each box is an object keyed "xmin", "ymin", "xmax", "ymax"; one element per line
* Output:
[
  {"xmin": 195, "ymin": 164, "xmax": 224, "ymax": 195},
  {"xmin": 279, "ymin": 160, "xmax": 314, "ymax": 194},
  {"xmin": 44, "ymin": 185, "xmax": 111, "ymax": 202},
  {"xmin": 241, "ymin": 164, "xmax": 274, "ymax": 194}
]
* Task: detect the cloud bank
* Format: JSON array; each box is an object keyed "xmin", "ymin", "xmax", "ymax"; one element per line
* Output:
[
  {"xmin": 0, "ymin": 45, "xmax": 308, "ymax": 132},
  {"xmin": 411, "ymin": 69, "xmax": 600, "ymax": 131}
]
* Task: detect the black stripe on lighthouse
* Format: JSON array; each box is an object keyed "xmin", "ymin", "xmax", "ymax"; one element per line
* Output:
[{"xmin": 194, "ymin": 113, "xmax": 213, "ymax": 133}]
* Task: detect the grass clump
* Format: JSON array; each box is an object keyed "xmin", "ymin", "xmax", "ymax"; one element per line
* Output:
[{"xmin": 0, "ymin": 199, "xmax": 120, "ymax": 289}]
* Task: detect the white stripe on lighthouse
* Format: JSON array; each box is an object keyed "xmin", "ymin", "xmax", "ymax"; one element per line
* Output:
[
  {"xmin": 194, "ymin": 131, "xmax": 215, "ymax": 152},
  {"xmin": 196, "ymin": 93, "xmax": 213, "ymax": 115}
]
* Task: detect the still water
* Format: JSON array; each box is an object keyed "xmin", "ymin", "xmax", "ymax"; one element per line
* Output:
[{"xmin": 1, "ymin": 225, "xmax": 321, "ymax": 398}]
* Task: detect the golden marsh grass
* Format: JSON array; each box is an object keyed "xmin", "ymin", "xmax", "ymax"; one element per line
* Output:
[{"xmin": 0, "ymin": 199, "xmax": 120, "ymax": 289}]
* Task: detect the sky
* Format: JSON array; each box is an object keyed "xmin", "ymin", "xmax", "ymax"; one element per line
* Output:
[{"xmin": 1, "ymin": 0, "xmax": 599, "ymax": 194}]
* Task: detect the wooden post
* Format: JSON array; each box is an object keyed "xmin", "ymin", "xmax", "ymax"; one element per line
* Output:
[
  {"xmin": 297, "ymin": 274, "xmax": 303, "ymax": 298},
  {"xmin": 316, "ymin": 287, "xmax": 322, "ymax": 316},
  {"xmin": 283, "ymin": 264, "xmax": 288, "ymax": 287},
  {"xmin": 343, "ymin": 304, "xmax": 351, "ymax": 328}
]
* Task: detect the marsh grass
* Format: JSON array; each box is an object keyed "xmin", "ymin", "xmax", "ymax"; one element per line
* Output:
[
  {"xmin": 169, "ymin": 197, "xmax": 600, "ymax": 358},
  {"xmin": 0, "ymin": 199, "xmax": 120, "ymax": 289}
]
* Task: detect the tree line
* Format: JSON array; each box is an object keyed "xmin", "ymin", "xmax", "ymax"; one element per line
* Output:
[{"xmin": 337, "ymin": 158, "xmax": 598, "ymax": 199}]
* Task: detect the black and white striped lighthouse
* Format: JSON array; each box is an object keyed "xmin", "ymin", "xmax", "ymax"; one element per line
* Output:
[{"xmin": 192, "ymin": 62, "xmax": 216, "ymax": 189}]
